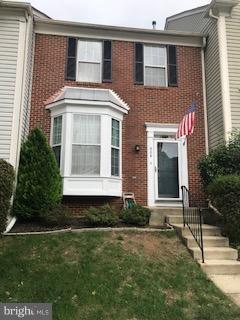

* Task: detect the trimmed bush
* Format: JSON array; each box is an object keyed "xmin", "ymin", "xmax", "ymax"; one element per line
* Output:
[
  {"xmin": 13, "ymin": 128, "xmax": 62, "ymax": 221},
  {"xmin": 207, "ymin": 175, "xmax": 240, "ymax": 243},
  {"xmin": 40, "ymin": 204, "xmax": 72, "ymax": 227},
  {"xmin": 120, "ymin": 204, "xmax": 151, "ymax": 226},
  {"xmin": 199, "ymin": 131, "xmax": 240, "ymax": 188},
  {"xmin": 0, "ymin": 160, "xmax": 15, "ymax": 233},
  {"xmin": 85, "ymin": 204, "xmax": 119, "ymax": 227}
]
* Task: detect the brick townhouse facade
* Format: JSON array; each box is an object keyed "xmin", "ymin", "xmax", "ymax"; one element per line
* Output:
[{"xmin": 30, "ymin": 20, "xmax": 207, "ymax": 214}]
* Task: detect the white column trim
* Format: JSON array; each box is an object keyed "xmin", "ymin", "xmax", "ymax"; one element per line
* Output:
[
  {"xmin": 217, "ymin": 15, "xmax": 232, "ymax": 142},
  {"xmin": 147, "ymin": 130, "xmax": 155, "ymax": 207}
]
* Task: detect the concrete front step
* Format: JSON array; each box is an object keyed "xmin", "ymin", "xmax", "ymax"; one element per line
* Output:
[
  {"xmin": 166, "ymin": 215, "xmax": 183, "ymax": 224},
  {"xmin": 200, "ymin": 260, "xmax": 240, "ymax": 275},
  {"xmin": 149, "ymin": 208, "xmax": 183, "ymax": 227},
  {"xmin": 173, "ymin": 224, "xmax": 222, "ymax": 237},
  {"xmin": 150, "ymin": 207, "xmax": 183, "ymax": 215},
  {"xmin": 171, "ymin": 218, "xmax": 240, "ymax": 306},
  {"xmin": 190, "ymin": 247, "xmax": 238, "ymax": 260},
  {"xmin": 149, "ymin": 211, "xmax": 164, "ymax": 226},
  {"xmin": 184, "ymin": 235, "xmax": 229, "ymax": 248}
]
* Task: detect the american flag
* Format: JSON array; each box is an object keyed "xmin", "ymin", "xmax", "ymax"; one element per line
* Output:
[{"xmin": 176, "ymin": 101, "xmax": 198, "ymax": 139}]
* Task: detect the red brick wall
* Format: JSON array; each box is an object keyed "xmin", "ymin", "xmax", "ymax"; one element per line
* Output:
[{"xmin": 31, "ymin": 34, "xmax": 206, "ymax": 214}]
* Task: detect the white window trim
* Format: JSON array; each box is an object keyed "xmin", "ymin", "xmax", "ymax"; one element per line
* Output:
[
  {"xmin": 49, "ymin": 102, "xmax": 125, "ymax": 196},
  {"xmin": 76, "ymin": 39, "xmax": 103, "ymax": 83},
  {"xmin": 143, "ymin": 45, "xmax": 168, "ymax": 87}
]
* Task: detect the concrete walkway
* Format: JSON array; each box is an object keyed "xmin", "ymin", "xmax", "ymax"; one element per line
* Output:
[{"xmin": 209, "ymin": 275, "xmax": 240, "ymax": 305}]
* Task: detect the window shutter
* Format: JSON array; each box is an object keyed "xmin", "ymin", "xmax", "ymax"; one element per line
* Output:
[
  {"xmin": 66, "ymin": 37, "xmax": 77, "ymax": 80},
  {"xmin": 167, "ymin": 45, "xmax": 178, "ymax": 87},
  {"xmin": 135, "ymin": 43, "xmax": 144, "ymax": 84},
  {"xmin": 103, "ymin": 40, "xmax": 112, "ymax": 82}
]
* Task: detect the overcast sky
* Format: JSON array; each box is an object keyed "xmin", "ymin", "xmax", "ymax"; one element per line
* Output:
[{"xmin": 23, "ymin": 0, "xmax": 210, "ymax": 29}]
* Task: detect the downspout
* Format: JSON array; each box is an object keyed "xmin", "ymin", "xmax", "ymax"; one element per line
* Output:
[
  {"xmin": 201, "ymin": 45, "xmax": 209, "ymax": 155},
  {"xmin": 209, "ymin": 9, "xmax": 232, "ymax": 142}
]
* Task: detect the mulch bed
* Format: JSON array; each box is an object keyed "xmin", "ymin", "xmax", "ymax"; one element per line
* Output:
[{"xmin": 9, "ymin": 218, "xmax": 170, "ymax": 233}]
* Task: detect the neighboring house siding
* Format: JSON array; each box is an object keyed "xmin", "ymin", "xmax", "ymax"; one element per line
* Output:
[
  {"xmin": 167, "ymin": 11, "xmax": 224, "ymax": 148},
  {"xmin": 226, "ymin": 1, "xmax": 240, "ymax": 130},
  {"xmin": 30, "ymin": 34, "xmax": 206, "ymax": 213},
  {"xmin": 0, "ymin": 12, "xmax": 20, "ymax": 161},
  {"xmin": 166, "ymin": 12, "xmax": 204, "ymax": 33},
  {"xmin": 21, "ymin": 19, "xmax": 34, "ymax": 141},
  {"xmin": 202, "ymin": 18, "xmax": 224, "ymax": 147}
]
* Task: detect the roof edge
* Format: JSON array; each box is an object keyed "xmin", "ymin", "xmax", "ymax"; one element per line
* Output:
[
  {"xmin": 35, "ymin": 17, "xmax": 205, "ymax": 38},
  {"xmin": 35, "ymin": 18, "xmax": 206, "ymax": 48},
  {"xmin": 44, "ymin": 86, "xmax": 130, "ymax": 113}
]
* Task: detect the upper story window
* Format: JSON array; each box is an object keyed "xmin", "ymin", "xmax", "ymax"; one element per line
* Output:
[
  {"xmin": 77, "ymin": 40, "xmax": 102, "ymax": 83},
  {"xmin": 135, "ymin": 43, "xmax": 177, "ymax": 87},
  {"xmin": 66, "ymin": 38, "xmax": 112, "ymax": 83},
  {"xmin": 144, "ymin": 45, "xmax": 167, "ymax": 87}
]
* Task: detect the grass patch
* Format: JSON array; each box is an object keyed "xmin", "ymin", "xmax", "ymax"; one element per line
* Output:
[{"xmin": 0, "ymin": 231, "xmax": 240, "ymax": 320}]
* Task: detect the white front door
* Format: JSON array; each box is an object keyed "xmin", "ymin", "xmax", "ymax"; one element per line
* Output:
[
  {"xmin": 154, "ymin": 140, "xmax": 181, "ymax": 200},
  {"xmin": 154, "ymin": 137, "xmax": 188, "ymax": 202}
]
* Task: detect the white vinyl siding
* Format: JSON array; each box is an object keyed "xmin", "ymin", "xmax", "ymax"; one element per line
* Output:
[
  {"xmin": 0, "ymin": 15, "xmax": 20, "ymax": 160},
  {"xmin": 226, "ymin": 1, "xmax": 240, "ymax": 130},
  {"xmin": 166, "ymin": 9, "xmax": 224, "ymax": 148},
  {"xmin": 21, "ymin": 17, "xmax": 34, "ymax": 142},
  {"xmin": 166, "ymin": 12, "xmax": 206, "ymax": 33}
]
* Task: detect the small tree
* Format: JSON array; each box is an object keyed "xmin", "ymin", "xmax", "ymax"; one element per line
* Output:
[
  {"xmin": 0, "ymin": 160, "xmax": 15, "ymax": 233},
  {"xmin": 13, "ymin": 128, "xmax": 62, "ymax": 220}
]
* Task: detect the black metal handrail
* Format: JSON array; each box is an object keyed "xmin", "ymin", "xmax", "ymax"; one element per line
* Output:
[{"xmin": 181, "ymin": 186, "xmax": 204, "ymax": 263}]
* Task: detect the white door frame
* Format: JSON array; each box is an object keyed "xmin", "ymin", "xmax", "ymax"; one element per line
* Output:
[{"xmin": 146, "ymin": 123, "xmax": 188, "ymax": 207}]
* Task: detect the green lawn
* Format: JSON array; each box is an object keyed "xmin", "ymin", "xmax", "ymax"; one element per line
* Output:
[{"xmin": 1, "ymin": 231, "xmax": 240, "ymax": 320}]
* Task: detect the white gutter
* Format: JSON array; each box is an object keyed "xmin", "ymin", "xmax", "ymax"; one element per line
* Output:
[
  {"xmin": 209, "ymin": 9, "xmax": 232, "ymax": 142},
  {"xmin": 201, "ymin": 48, "xmax": 209, "ymax": 154},
  {"xmin": 217, "ymin": 15, "xmax": 232, "ymax": 142}
]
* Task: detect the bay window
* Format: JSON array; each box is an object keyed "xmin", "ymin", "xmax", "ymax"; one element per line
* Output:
[{"xmin": 47, "ymin": 87, "xmax": 129, "ymax": 196}]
